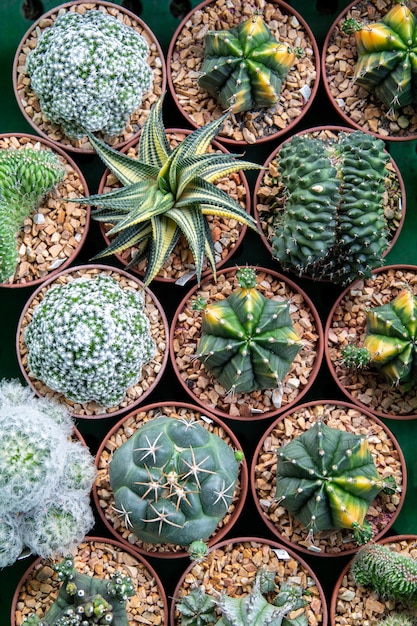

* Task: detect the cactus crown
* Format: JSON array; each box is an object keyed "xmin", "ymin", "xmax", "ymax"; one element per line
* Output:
[
  {"xmin": 109, "ymin": 415, "xmax": 240, "ymax": 547},
  {"xmin": 275, "ymin": 419, "xmax": 396, "ymax": 545},
  {"xmin": 198, "ymin": 14, "xmax": 301, "ymax": 114},
  {"xmin": 0, "ymin": 146, "xmax": 65, "ymax": 283},
  {"xmin": 376, "ymin": 615, "xmax": 415, "ymax": 626}
]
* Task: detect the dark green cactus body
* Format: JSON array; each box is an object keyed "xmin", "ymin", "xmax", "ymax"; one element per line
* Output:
[{"xmin": 109, "ymin": 416, "xmax": 239, "ymax": 546}]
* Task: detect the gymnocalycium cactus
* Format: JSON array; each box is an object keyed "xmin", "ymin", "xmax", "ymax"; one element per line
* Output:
[
  {"xmin": 341, "ymin": 288, "xmax": 417, "ymax": 387},
  {"xmin": 193, "ymin": 267, "xmax": 302, "ymax": 394},
  {"xmin": 176, "ymin": 568, "xmax": 308, "ymax": 626},
  {"xmin": 198, "ymin": 14, "xmax": 301, "ymax": 114},
  {"xmin": 24, "ymin": 554, "xmax": 135, "ymax": 625},
  {"xmin": 0, "ymin": 379, "xmax": 96, "ymax": 568},
  {"xmin": 24, "ymin": 273, "xmax": 156, "ymax": 407},
  {"xmin": 0, "ymin": 146, "xmax": 65, "ymax": 283},
  {"xmin": 351, "ymin": 542, "xmax": 417, "ymax": 606},
  {"xmin": 275, "ymin": 420, "xmax": 397, "ymax": 545},
  {"xmin": 343, "ymin": 3, "xmax": 417, "ymax": 112},
  {"xmin": 109, "ymin": 415, "xmax": 240, "ymax": 547},
  {"xmin": 26, "ymin": 10, "xmax": 153, "ymax": 139},
  {"xmin": 269, "ymin": 130, "xmax": 392, "ymax": 286}
]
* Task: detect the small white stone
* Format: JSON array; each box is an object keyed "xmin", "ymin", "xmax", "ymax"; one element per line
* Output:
[{"xmin": 33, "ymin": 213, "xmax": 45, "ymax": 224}]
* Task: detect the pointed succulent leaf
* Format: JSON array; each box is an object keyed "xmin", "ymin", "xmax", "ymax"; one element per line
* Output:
[{"xmin": 137, "ymin": 95, "xmax": 172, "ymax": 167}]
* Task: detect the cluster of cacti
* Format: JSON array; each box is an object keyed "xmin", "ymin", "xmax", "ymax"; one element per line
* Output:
[
  {"xmin": 193, "ymin": 267, "xmax": 302, "ymax": 394},
  {"xmin": 0, "ymin": 379, "xmax": 96, "ymax": 568},
  {"xmin": 198, "ymin": 14, "xmax": 301, "ymax": 114},
  {"xmin": 269, "ymin": 130, "xmax": 391, "ymax": 286},
  {"xmin": 68, "ymin": 95, "xmax": 261, "ymax": 286},
  {"xmin": 342, "ymin": 3, "xmax": 417, "ymax": 112},
  {"xmin": 341, "ymin": 287, "xmax": 417, "ymax": 387},
  {"xmin": 23, "ymin": 554, "xmax": 135, "ymax": 625},
  {"xmin": 275, "ymin": 420, "xmax": 397, "ymax": 544},
  {"xmin": 176, "ymin": 567, "xmax": 308, "ymax": 625},
  {"xmin": 109, "ymin": 415, "xmax": 240, "ymax": 547},
  {"xmin": 351, "ymin": 542, "xmax": 417, "ymax": 606},
  {"xmin": 24, "ymin": 273, "xmax": 156, "ymax": 407},
  {"xmin": 0, "ymin": 146, "xmax": 65, "ymax": 283}
]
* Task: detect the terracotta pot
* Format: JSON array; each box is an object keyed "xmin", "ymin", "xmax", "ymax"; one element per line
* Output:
[
  {"xmin": 322, "ymin": 0, "xmax": 417, "ymax": 141},
  {"xmin": 0, "ymin": 133, "xmax": 90, "ymax": 288},
  {"xmin": 97, "ymin": 128, "xmax": 251, "ymax": 286},
  {"xmin": 12, "ymin": 0, "xmax": 166, "ymax": 154},
  {"xmin": 325, "ymin": 264, "xmax": 417, "ymax": 420},
  {"xmin": 170, "ymin": 536, "xmax": 329, "ymax": 625},
  {"xmin": 16, "ymin": 263, "xmax": 169, "ymax": 419},
  {"xmin": 93, "ymin": 401, "xmax": 248, "ymax": 558},
  {"xmin": 251, "ymin": 400, "xmax": 407, "ymax": 557},
  {"xmin": 10, "ymin": 536, "xmax": 168, "ymax": 626},
  {"xmin": 167, "ymin": 0, "xmax": 320, "ymax": 146},
  {"xmin": 169, "ymin": 265, "xmax": 324, "ymax": 421},
  {"xmin": 330, "ymin": 534, "xmax": 417, "ymax": 625},
  {"xmin": 253, "ymin": 125, "xmax": 406, "ymax": 283}
]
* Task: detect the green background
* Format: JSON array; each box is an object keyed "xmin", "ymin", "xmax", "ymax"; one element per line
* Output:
[{"xmin": 1, "ymin": 0, "xmax": 417, "ymax": 621}]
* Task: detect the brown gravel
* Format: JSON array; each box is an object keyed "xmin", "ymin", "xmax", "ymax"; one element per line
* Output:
[
  {"xmin": 168, "ymin": 0, "xmax": 318, "ymax": 144},
  {"xmin": 14, "ymin": 2, "xmax": 165, "ymax": 152},
  {"xmin": 326, "ymin": 267, "xmax": 417, "ymax": 419},
  {"xmin": 17, "ymin": 266, "xmax": 168, "ymax": 418},
  {"xmin": 323, "ymin": 0, "xmax": 417, "ymax": 139},
  {"xmin": 13, "ymin": 539, "xmax": 167, "ymax": 625},
  {"xmin": 253, "ymin": 402, "xmax": 404, "ymax": 556}
]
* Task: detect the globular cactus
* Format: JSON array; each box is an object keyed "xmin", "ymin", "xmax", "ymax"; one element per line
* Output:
[
  {"xmin": 343, "ymin": 3, "xmax": 417, "ymax": 112},
  {"xmin": 270, "ymin": 130, "xmax": 391, "ymax": 285},
  {"xmin": 376, "ymin": 615, "xmax": 415, "ymax": 626},
  {"xmin": 193, "ymin": 267, "xmax": 302, "ymax": 395},
  {"xmin": 198, "ymin": 15, "xmax": 301, "ymax": 114},
  {"xmin": 351, "ymin": 542, "xmax": 417, "ymax": 606},
  {"xmin": 24, "ymin": 553, "xmax": 135, "ymax": 625},
  {"xmin": 0, "ymin": 147, "xmax": 65, "ymax": 283},
  {"xmin": 342, "ymin": 288, "xmax": 417, "ymax": 386},
  {"xmin": 275, "ymin": 420, "xmax": 397, "ymax": 545},
  {"xmin": 109, "ymin": 415, "xmax": 240, "ymax": 547}
]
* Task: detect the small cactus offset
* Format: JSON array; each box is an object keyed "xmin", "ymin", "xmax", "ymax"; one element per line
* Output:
[
  {"xmin": 343, "ymin": 3, "xmax": 417, "ymax": 112},
  {"xmin": 198, "ymin": 15, "xmax": 301, "ymax": 114},
  {"xmin": 24, "ymin": 554, "xmax": 135, "ymax": 625},
  {"xmin": 275, "ymin": 420, "xmax": 397, "ymax": 544},
  {"xmin": 0, "ymin": 147, "xmax": 65, "ymax": 283},
  {"xmin": 109, "ymin": 415, "xmax": 240, "ymax": 547},
  {"xmin": 193, "ymin": 267, "xmax": 303, "ymax": 394}
]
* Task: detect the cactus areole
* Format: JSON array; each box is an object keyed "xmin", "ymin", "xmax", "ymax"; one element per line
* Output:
[{"xmin": 109, "ymin": 416, "xmax": 239, "ymax": 546}]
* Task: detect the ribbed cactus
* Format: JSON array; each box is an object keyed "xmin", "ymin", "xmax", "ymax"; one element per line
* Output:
[
  {"xmin": 193, "ymin": 267, "xmax": 302, "ymax": 394},
  {"xmin": 198, "ymin": 15, "xmax": 301, "ymax": 114},
  {"xmin": 270, "ymin": 130, "xmax": 391, "ymax": 286},
  {"xmin": 275, "ymin": 420, "xmax": 397, "ymax": 544},
  {"xmin": 342, "ymin": 288, "xmax": 417, "ymax": 386},
  {"xmin": 109, "ymin": 416, "xmax": 240, "ymax": 547},
  {"xmin": 351, "ymin": 543, "xmax": 417, "ymax": 606},
  {"xmin": 24, "ymin": 554, "xmax": 135, "ymax": 625},
  {"xmin": 0, "ymin": 147, "xmax": 65, "ymax": 283},
  {"xmin": 343, "ymin": 3, "xmax": 417, "ymax": 112}
]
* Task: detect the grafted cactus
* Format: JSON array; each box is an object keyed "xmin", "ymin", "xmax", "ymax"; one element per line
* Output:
[
  {"xmin": 109, "ymin": 416, "xmax": 240, "ymax": 547},
  {"xmin": 198, "ymin": 15, "xmax": 301, "ymax": 114},
  {"xmin": 275, "ymin": 420, "xmax": 397, "ymax": 544},
  {"xmin": 193, "ymin": 267, "xmax": 302, "ymax": 394},
  {"xmin": 343, "ymin": 3, "xmax": 417, "ymax": 112}
]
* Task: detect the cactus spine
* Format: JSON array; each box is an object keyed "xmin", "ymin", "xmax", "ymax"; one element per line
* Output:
[
  {"xmin": 193, "ymin": 267, "xmax": 302, "ymax": 394},
  {"xmin": 198, "ymin": 15, "xmax": 300, "ymax": 114}
]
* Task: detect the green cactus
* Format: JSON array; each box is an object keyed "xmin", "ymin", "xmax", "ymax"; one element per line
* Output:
[
  {"xmin": 376, "ymin": 615, "xmax": 415, "ymax": 626},
  {"xmin": 275, "ymin": 420, "xmax": 397, "ymax": 544},
  {"xmin": 0, "ymin": 147, "xmax": 65, "ymax": 283},
  {"xmin": 343, "ymin": 3, "xmax": 417, "ymax": 112},
  {"xmin": 109, "ymin": 415, "xmax": 240, "ymax": 547},
  {"xmin": 269, "ymin": 130, "xmax": 391, "ymax": 286},
  {"xmin": 198, "ymin": 14, "xmax": 301, "ymax": 114},
  {"xmin": 24, "ymin": 554, "xmax": 135, "ymax": 625},
  {"xmin": 341, "ymin": 287, "xmax": 417, "ymax": 387},
  {"xmin": 193, "ymin": 267, "xmax": 303, "ymax": 394},
  {"xmin": 351, "ymin": 542, "xmax": 417, "ymax": 606}
]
